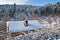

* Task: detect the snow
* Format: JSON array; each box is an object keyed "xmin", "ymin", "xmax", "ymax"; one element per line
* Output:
[
  {"xmin": 8, "ymin": 16, "xmax": 60, "ymax": 40},
  {"xmin": 7, "ymin": 20, "xmax": 43, "ymax": 32},
  {"xmin": 40, "ymin": 17, "xmax": 60, "ymax": 28},
  {"xmin": 57, "ymin": 39, "xmax": 60, "ymax": 40}
]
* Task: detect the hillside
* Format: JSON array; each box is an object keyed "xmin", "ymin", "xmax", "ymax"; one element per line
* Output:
[{"xmin": 0, "ymin": 2, "xmax": 60, "ymax": 21}]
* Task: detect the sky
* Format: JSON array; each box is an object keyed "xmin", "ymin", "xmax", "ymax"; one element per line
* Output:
[{"xmin": 0, "ymin": 0, "xmax": 60, "ymax": 6}]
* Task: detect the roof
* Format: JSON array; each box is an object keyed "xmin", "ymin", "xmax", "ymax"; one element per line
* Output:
[{"xmin": 7, "ymin": 20, "xmax": 43, "ymax": 32}]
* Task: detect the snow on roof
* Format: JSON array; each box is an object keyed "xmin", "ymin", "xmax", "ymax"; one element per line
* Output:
[{"xmin": 7, "ymin": 20, "xmax": 43, "ymax": 32}]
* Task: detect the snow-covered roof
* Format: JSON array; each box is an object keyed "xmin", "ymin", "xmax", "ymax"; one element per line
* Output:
[
  {"xmin": 57, "ymin": 39, "xmax": 60, "ymax": 40},
  {"xmin": 7, "ymin": 20, "xmax": 43, "ymax": 32}
]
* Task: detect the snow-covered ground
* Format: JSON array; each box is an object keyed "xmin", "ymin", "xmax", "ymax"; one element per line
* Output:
[
  {"xmin": 7, "ymin": 16, "xmax": 60, "ymax": 40},
  {"xmin": 7, "ymin": 20, "xmax": 43, "ymax": 32},
  {"xmin": 38, "ymin": 16, "xmax": 60, "ymax": 28},
  {"xmin": 13, "ymin": 26, "xmax": 60, "ymax": 40}
]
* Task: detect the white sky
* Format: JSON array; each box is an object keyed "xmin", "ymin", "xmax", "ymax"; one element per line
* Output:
[{"xmin": 0, "ymin": 0, "xmax": 29, "ymax": 5}]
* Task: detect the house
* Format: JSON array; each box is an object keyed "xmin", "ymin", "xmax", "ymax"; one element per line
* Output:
[
  {"xmin": 7, "ymin": 20, "xmax": 43, "ymax": 33},
  {"xmin": 7, "ymin": 20, "xmax": 43, "ymax": 38}
]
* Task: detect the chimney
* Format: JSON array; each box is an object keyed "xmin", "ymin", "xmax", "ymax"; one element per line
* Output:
[{"xmin": 24, "ymin": 20, "xmax": 28, "ymax": 27}]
